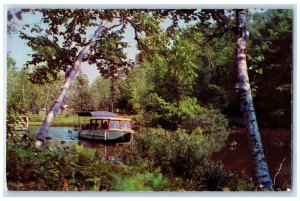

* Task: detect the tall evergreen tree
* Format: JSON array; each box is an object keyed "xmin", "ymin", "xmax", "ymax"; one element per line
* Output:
[{"xmin": 68, "ymin": 71, "xmax": 91, "ymax": 111}]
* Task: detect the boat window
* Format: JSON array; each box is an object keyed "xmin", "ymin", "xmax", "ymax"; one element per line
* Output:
[
  {"xmin": 110, "ymin": 120, "xmax": 121, "ymax": 129},
  {"xmin": 120, "ymin": 121, "xmax": 131, "ymax": 129}
]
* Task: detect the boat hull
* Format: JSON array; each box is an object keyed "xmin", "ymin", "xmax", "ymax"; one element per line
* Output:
[{"xmin": 78, "ymin": 129, "xmax": 133, "ymax": 142}]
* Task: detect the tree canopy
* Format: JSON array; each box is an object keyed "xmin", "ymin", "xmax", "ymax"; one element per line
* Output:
[{"xmin": 7, "ymin": 8, "xmax": 291, "ymax": 127}]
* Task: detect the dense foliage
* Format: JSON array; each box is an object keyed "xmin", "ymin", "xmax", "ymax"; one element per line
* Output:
[
  {"xmin": 7, "ymin": 54, "xmax": 65, "ymax": 115},
  {"xmin": 6, "ymin": 129, "xmax": 255, "ymax": 191},
  {"xmin": 68, "ymin": 72, "xmax": 92, "ymax": 111},
  {"xmin": 6, "ymin": 8, "xmax": 292, "ymax": 191},
  {"xmin": 248, "ymin": 10, "xmax": 292, "ymax": 127}
]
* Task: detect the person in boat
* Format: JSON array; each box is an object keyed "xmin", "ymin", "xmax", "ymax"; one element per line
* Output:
[
  {"xmin": 94, "ymin": 122, "xmax": 99, "ymax": 129},
  {"xmin": 90, "ymin": 123, "xmax": 94, "ymax": 130},
  {"xmin": 102, "ymin": 122, "xmax": 108, "ymax": 129}
]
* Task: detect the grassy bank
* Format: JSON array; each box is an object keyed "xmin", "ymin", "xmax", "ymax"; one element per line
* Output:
[
  {"xmin": 27, "ymin": 111, "xmax": 136, "ymax": 127},
  {"xmin": 27, "ymin": 111, "xmax": 79, "ymax": 127}
]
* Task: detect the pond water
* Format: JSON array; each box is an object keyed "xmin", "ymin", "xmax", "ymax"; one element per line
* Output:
[
  {"xmin": 211, "ymin": 128, "xmax": 292, "ymax": 190},
  {"xmin": 29, "ymin": 126, "xmax": 292, "ymax": 189},
  {"xmin": 28, "ymin": 126, "xmax": 121, "ymax": 158}
]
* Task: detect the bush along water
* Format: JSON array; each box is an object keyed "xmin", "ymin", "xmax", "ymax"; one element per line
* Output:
[
  {"xmin": 6, "ymin": 133, "xmax": 172, "ymax": 191},
  {"xmin": 118, "ymin": 128, "xmax": 255, "ymax": 191},
  {"xmin": 118, "ymin": 98, "xmax": 255, "ymax": 191},
  {"xmin": 6, "ymin": 129, "xmax": 255, "ymax": 191}
]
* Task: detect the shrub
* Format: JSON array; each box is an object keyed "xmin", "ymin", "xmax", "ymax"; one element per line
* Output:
[
  {"xmin": 6, "ymin": 136, "xmax": 111, "ymax": 191},
  {"xmin": 119, "ymin": 127, "xmax": 255, "ymax": 191},
  {"xmin": 110, "ymin": 165, "xmax": 169, "ymax": 191},
  {"xmin": 6, "ymin": 135, "xmax": 171, "ymax": 191},
  {"xmin": 120, "ymin": 128, "xmax": 211, "ymax": 179},
  {"xmin": 139, "ymin": 96, "xmax": 229, "ymax": 151},
  {"xmin": 6, "ymin": 138, "xmax": 69, "ymax": 190},
  {"xmin": 141, "ymin": 93, "xmax": 179, "ymax": 130}
]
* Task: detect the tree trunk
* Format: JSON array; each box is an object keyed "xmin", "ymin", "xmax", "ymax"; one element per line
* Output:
[
  {"xmin": 110, "ymin": 77, "xmax": 116, "ymax": 113},
  {"xmin": 36, "ymin": 24, "xmax": 107, "ymax": 144},
  {"xmin": 44, "ymin": 85, "xmax": 50, "ymax": 112},
  {"xmin": 235, "ymin": 9, "xmax": 273, "ymax": 190},
  {"xmin": 22, "ymin": 85, "xmax": 27, "ymax": 111}
]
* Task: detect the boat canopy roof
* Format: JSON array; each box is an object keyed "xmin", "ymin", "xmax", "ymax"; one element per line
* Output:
[
  {"xmin": 78, "ymin": 111, "xmax": 117, "ymax": 117},
  {"xmin": 78, "ymin": 111, "xmax": 131, "ymax": 121},
  {"xmin": 90, "ymin": 117, "xmax": 132, "ymax": 121}
]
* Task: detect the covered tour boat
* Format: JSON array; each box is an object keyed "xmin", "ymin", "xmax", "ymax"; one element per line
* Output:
[{"xmin": 77, "ymin": 111, "xmax": 134, "ymax": 142}]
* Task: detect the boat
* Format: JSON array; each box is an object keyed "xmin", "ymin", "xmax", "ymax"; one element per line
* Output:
[{"xmin": 77, "ymin": 111, "xmax": 134, "ymax": 142}]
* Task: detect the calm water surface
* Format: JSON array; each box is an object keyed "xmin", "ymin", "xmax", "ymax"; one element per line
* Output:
[
  {"xmin": 28, "ymin": 126, "xmax": 121, "ymax": 158},
  {"xmin": 211, "ymin": 128, "xmax": 291, "ymax": 189}
]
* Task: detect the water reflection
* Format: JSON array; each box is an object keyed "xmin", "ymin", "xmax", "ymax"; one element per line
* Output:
[{"xmin": 211, "ymin": 127, "xmax": 291, "ymax": 190}]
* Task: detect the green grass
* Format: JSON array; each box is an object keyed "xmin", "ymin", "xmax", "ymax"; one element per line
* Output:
[
  {"xmin": 27, "ymin": 111, "xmax": 79, "ymax": 127},
  {"xmin": 26, "ymin": 111, "xmax": 135, "ymax": 127}
]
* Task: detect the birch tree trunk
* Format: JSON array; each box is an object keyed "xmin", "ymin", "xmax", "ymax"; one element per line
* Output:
[
  {"xmin": 35, "ymin": 24, "xmax": 107, "ymax": 145},
  {"xmin": 235, "ymin": 9, "xmax": 273, "ymax": 190}
]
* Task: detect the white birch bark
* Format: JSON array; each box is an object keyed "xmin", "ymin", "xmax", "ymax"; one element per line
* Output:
[
  {"xmin": 235, "ymin": 9, "xmax": 273, "ymax": 190},
  {"xmin": 36, "ymin": 24, "xmax": 107, "ymax": 145}
]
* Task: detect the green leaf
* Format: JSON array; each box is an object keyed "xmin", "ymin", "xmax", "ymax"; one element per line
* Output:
[{"xmin": 254, "ymin": 68, "xmax": 263, "ymax": 75}]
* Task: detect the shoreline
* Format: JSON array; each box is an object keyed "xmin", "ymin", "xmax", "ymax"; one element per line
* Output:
[{"xmin": 29, "ymin": 121, "xmax": 78, "ymax": 127}]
